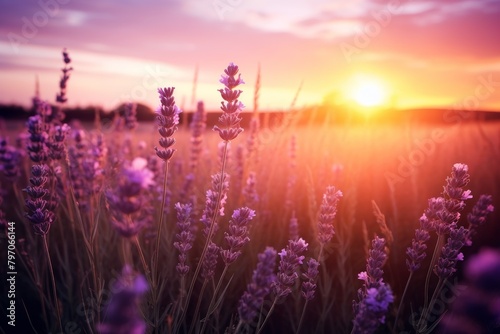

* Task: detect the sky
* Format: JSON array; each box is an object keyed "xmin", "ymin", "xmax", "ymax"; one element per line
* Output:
[{"xmin": 0, "ymin": 0, "xmax": 500, "ymax": 112}]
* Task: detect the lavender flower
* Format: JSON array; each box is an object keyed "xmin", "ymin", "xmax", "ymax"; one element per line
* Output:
[
  {"xmin": 443, "ymin": 163, "xmax": 471, "ymax": 201},
  {"xmin": 201, "ymin": 241, "xmax": 219, "ymax": 280},
  {"xmin": 0, "ymin": 139, "xmax": 22, "ymax": 181},
  {"xmin": 317, "ymin": 186, "xmax": 343, "ymax": 246},
  {"xmin": 221, "ymin": 207, "xmax": 256, "ymax": 265},
  {"xmin": 56, "ymin": 48, "xmax": 72, "ymax": 105},
  {"xmin": 440, "ymin": 249, "xmax": 500, "ymax": 333},
  {"xmin": 189, "ymin": 100, "xmax": 206, "ymax": 171},
  {"xmin": 273, "ymin": 238, "xmax": 308, "ymax": 299},
  {"xmin": 173, "ymin": 202, "xmax": 195, "ymax": 276},
  {"xmin": 68, "ymin": 129, "xmax": 89, "ymax": 208},
  {"xmin": 246, "ymin": 117, "xmax": 260, "ymax": 160},
  {"xmin": 24, "ymin": 164, "xmax": 54, "ymax": 235},
  {"xmin": 434, "ymin": 226, "xmax": 468, "ymax": 279},
  {"xmin": 289, "ymin": 211, "xmax": 299, "ymax": 241},
  {"xmin": 97, "ymin": 266, "xmax": 148, "ymax": 334},
  {"xmin": 124, "ymin": 102, "xmax": 138, "ymax": 131},
  {"xmin": 301, "ymin": 258, "xmax": 320, "ymax": 301},
  {"xmin": 242, "ymin": 171, "xmax": 259, "ymax": 208},
  {"xmin": 213, "ymin": 62, "xmax": 245, "ymax": 142},
  {"xmin": 466, "ymin": 194, "xmax": 494, "ymax": 246},
  {"xmin": 406, "ymin": 214, "xmax": 431, "ymax": 272},
  {"xmin": 359, "ymin": 236, "xmax": 387, "ymax": 290},
  {"xmin": 431, "ymin": 163, "xmax": 472, "ymax": 234},
  {"xmin": 26, "ymin": 114, "xmax": 49, "ymax": 163},
  {"xmin": 352, "ymin": 283, "xmax": 394, "ymax": 334},
  {"xmin": 238, "ymin": 247, "xmax": 277, "ymax": 324},
  {"xmin": 155, "ymin": 87, "xmax": 181, "ymax": 161},
  {"xmin": 200, "ymin": 173, "xmax": 229, "ymax": 237},
  {"xmin": 46, "ymin": 123, "xmax": 70, "ymax": 160},
  {"xmin": 106, "ymin": 158, "xmax": 154, "ymax": 237}
]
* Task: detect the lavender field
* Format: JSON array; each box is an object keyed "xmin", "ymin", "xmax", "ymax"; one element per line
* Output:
[{"xmin": 1, "ymin": 57, "xmax": 500, "ymax": 334}]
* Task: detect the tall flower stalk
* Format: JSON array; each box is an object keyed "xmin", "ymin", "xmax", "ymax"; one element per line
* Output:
[
  {"xmin": 200, "ymin": 207, "xmax": 255, "ymax": 332},
  {"xmin": 352, "ymin": 236, "xmax": 392, "ymax": 334},
  {"xmin": 180, "ymin": 63, "xmax": 245, "ymax": 329},
  {"xmin": 152, "ymin": 86, "xmax": 181, "ymax": 328},
  {"xmin": 236, "ymin": 247, "xmax": 277, "ymax": 333},
  {"xmin": 257, "ymin": 238, "xmax": 308, "ymax": 334}
]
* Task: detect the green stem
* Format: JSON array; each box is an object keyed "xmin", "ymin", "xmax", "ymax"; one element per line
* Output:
[
  {"xmin": 199, "ymin": 265, "xmax": 229, "ymax": 333},
  {"xmin": 295, "ymin": 300, "xmax": 309, "ymax": 334},
  {"xmin": 419, "ymin": 235, "xmax": 443, "ymax": 328},
  {"xmin": 256, "ymin": 298, "xmax": 277, "ymax": 334},
  {"xmin": 177, "ymin": 141, "xmax": 229, "ymax": 331},
  {"xmin": 393, "ymin": 271, "xmax": 413, "ymax": 332},
  {"xmin": 418, "ymin": 278, "xmax": 445, "ymax": 333},
  {"xmin": 43, "ymin": 235, "xmax": 62, "ymax": 331}
]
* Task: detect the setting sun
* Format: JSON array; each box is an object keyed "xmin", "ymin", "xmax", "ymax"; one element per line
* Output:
[{"xmin": 345, "ymin": 75, "xmax": 390, "ymax": 108}]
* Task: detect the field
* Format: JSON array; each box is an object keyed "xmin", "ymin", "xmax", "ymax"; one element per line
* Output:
[{"xmin": 1, "ymin": 64, "xmax": 500, "ymax": 334}]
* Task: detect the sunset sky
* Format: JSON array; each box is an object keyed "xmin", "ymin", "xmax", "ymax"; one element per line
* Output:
[{"xmin": 1, "ymin": 0, "xmax": 499, "ymax": 112}]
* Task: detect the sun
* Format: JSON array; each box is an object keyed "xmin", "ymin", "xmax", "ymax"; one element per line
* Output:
[{"xmin": 346, "ymin": 75, "xmax": 389, "ymax": 108}]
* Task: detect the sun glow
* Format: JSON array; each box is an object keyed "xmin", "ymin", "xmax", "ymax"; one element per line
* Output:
[{"xmin": 346, "ymin": 75, "xmax": 390, "ymax": 108}]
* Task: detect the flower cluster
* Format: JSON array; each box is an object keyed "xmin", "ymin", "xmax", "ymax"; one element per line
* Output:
[
  {"xmin": 406, "ymin": 163, "xmax": 474, "ymax": 273},
  {"xmin": 406, "ymin": 214, "xmax": 431, "ymax": 272},
  {"xmin": 317, "ymin": 186, "xmax": 343, "ymax": 246},
  {"xmin": 301, "ymin": 258, "xmax": 320, "ymax": 301},
  {"xmin": 56, "ymin": 48, "xmax": 72, "ymax": 105},
  {"xmin": 201, "ymin": 241, "xmax": 219, "ymax": 280},
  {"xmin": 123, "ymin": 102, "xmax": 138, "ymax": 131},
  {"xmin": 440, "ymin": 248, "xmax": 500, "ymax": 333},
  {"xmin": 173, "ymin": 202, "xmax": 195, "ymax": 276},
  {"xmin": 352, "ymin": 283, "xmax": 394, "ymax": 334},
  {"xmin": 46, "ymin": 123, "xmax": 70, "ymax": 160},
  {"xmin": 189, "ymin": 101, "xmax": 206, "ymax": 171},
  {"xmin": 434, "ymin": 226, "xmax": 468, "ymax": 279},
  {"xmin": 213, "ymin": 63, "xmax": 245, "ymax": 142},
  {"xmin": 242, "ymin": 171, "xmax": 259, "ymax": 208},
  {"xmin": 155, "ymin": 87, "xmax": 181, "ymax": 161},
  {"xmin": 238, "ymin": 247, "xmax": 277, "ymax": 324},
  {"xmin": 24, "ymin": 164, "xmax": 55, "ymax": 235},
  {"xmin": 273, "ymin": 238, "xmax": 308, "ymax": 299},
  {"xmin": 466, "ymin": 194, "xmax": 494, "ymax": 245},
  {"xmin": 0, "ymin": 137, "xmax": 22, "ymax": 181},
  {"xmin": 106, "ymin": 158, "xmax": 154, "ymax": 237},
  {"xmin": 97, "ymin": 266, "xmax": 148, "ymax": 334},
  {"xmin": 221, "ymin": 207, "xmax": 256, "ymax": 264},
  {"xmin": 358, "ymin": 236, "xmax": 387, "ymax": 292},
  {"xmin": 26, "ymin": 114, "xmax": 49, "ymax": 163},
  {"xmin": 200, "ymin": 172, "xmax": 229, "ymax": 237}
]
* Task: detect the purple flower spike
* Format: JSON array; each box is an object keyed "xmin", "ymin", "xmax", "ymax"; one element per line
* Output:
[
  {"xmin": 238, "ymin": 247, "xmax": 277, "ymax": 324},
  {"xmin": 406, "ymin": 215, "xmax": 431, "ymax": 272},
  {"xmin": 200, "ymin": 173, "xmax": 229, "ymax": 237},
  {"xmin": 173, "ymin": 202, "xmax": 195, "ymax": 276},
  {"xmin": 273, "ymin": 238, "xmax": 308, "ymax": 299},
  {"xmin": 359, "ymin": 236, "xmax": 387, "ymax": 290},
  {"xmin": 221, "ymin": 207, "xmax": 256, "ymax": 265},
  {"xmin": 155, "ymin": 87, "xmax": 181, "ymax": 161},
  {"xmin": 301, "ymin": 258, "xmax": 320, "ymax": 301},
  {"xmin": 24, "ymin": 164, "xmax": 54, "ymax": 235},
  {"xmin": 97, "ymin": 266, "xmax": 148, "ymax": 334},
  {"xmin": 466, "ymin": 194, "xmax": 494, "ymax": 246},
  {"xmin": 317, "ymin": 186, "xmax": 343, "ymax": 246},
  {"xmin": 213, "ymin": 62, "xmax": 245, "ymax": 142},
  {"xmin": 352, "ymin": 283, "xmax": 394, "ymax": 334},
  {"xmin": 434, "ymin": 226, "xmax": 468, "ymax": 279}
]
